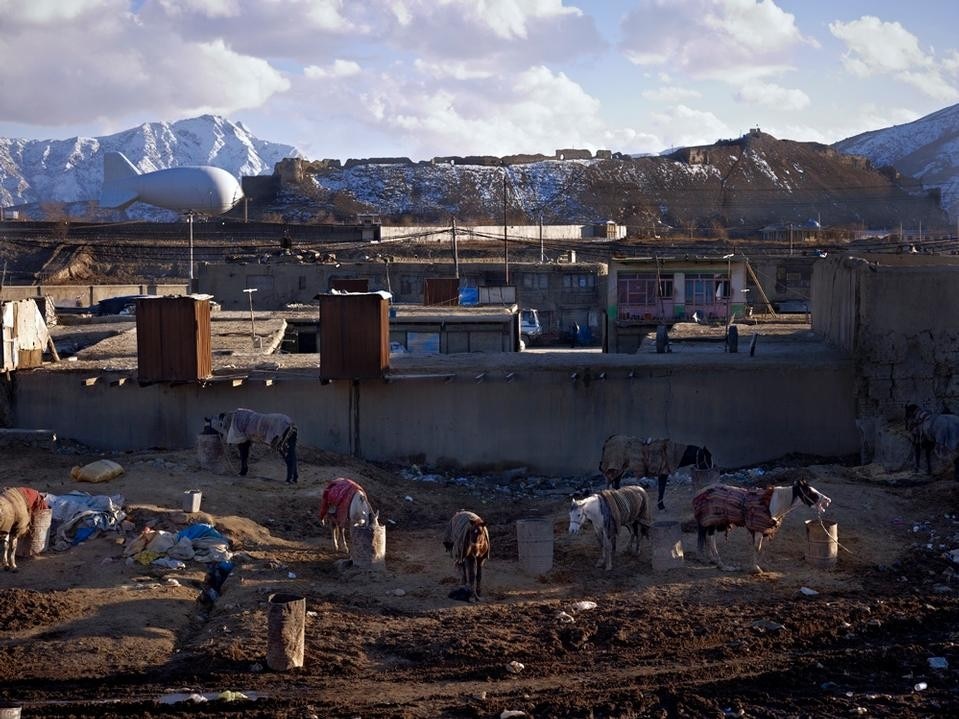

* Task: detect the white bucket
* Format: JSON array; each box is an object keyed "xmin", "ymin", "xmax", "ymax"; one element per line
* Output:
[{"xmin": 182, "ymin": 490, "xmax": 202, "ymax": 513}]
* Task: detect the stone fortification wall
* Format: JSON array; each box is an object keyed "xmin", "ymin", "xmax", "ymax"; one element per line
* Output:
[{"xmin": 13, "ymin": 355, "xmax": 857, "ymax": 475}]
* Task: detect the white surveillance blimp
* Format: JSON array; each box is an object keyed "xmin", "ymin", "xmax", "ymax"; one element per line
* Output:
[{"xmin": 99, "ymin": 151, "xmax": 243, "ymax": 214}]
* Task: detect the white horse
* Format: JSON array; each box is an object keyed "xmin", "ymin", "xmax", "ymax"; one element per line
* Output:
[
  {"xmin": 694, "ymin": 477, "xmax": 831, "ymax": 574},
  {"xmin": 318, "ymin": 478, "xmax": 372, "ymax": 553},
  {"xmin": 568, "ymin": 486, "xmax": 651, "ymax": 571}
]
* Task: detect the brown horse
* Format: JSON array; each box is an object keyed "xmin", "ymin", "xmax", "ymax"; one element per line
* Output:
[{"xmin": 443, "ymin": 511, "xmax": 490, "ymax": 602}]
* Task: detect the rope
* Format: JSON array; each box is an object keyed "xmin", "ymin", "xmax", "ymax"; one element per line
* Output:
[{"xmin": 815, "ymin": 517, "xmax": 855, "ymax": 556}]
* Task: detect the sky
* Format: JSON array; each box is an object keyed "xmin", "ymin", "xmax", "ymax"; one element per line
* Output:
[{"xmin": 0, "ymin": 0, "xmax": 957, "ymax": 160}]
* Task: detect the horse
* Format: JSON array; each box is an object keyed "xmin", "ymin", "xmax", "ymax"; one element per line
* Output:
[
  {"xmin": 207, "ymin": 408, "xmax": 299, "ymax": 484},
  {"xmin": 599, "ymin": 434, "xmax": 713, "ymax": 511},
  {"xmin": 693, "ymin": 477, "xmax": 831, "ymax": 574},
  {"xmin": 443, "ymin": 510, "xmax": 490, "ymax": 601},
  {"xmin": 318, "ymin": 478, "xmax": 372, "ymax": 553},
  {"xmin": 568, "ymin": 485, "xmax": 651, "ymax": 571},
  {"xmin": 0, "ymin": 487, "xmax": 41, "ymax": 571},
  {"xmin": 905, "ymin": 403, "xmax": 959, "ymax": 481}
]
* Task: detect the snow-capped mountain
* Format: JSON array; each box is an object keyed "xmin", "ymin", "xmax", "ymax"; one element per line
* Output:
[
  {"xmin": 0, "ymin": 115, "xmax": 300, "ymax": 216},
  {"xmin": 834, "ymin": 103, "xmax": 959, "ymax": 220}
]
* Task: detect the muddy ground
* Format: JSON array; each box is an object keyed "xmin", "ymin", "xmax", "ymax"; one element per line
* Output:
[{"xmin": 1, "ymin": 442, "xmax": 958, "ymax": 718}]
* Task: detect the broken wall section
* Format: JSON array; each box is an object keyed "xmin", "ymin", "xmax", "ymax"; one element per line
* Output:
[{"xmin": 812, "ymin": 254, "xmax": 959, "ymax": 469}]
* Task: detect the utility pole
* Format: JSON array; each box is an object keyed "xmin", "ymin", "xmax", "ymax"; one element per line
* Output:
[
  {"xmin": 242, "ymin": 288, "xmax": 259, "ymax": 349},
  {"xmin": 502, "ymin": 169, "xmax": 509, "ymax": 284},
  {"xmin": 789, "ymin": 222, "xmax": 793, "ymax": 256},
  {"xmin": 188, "ymin": 212, "xmax": 195, "ymax": 286},
  {"xmin": 539, "ymin": 215, "xmax": 544, "ymax": 264},
  {"xmin": 451, "ymin": 217, "xmax": 459, "ymax": 279}
]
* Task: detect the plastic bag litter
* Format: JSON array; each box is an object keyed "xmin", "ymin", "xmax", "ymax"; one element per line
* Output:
[
  {"xmin": 571, "ymin": 600, "xmax": 597, "ymax": 612},
  {"xmin": 71, "ymin": 460, "xmax": 124, "ymax": 483}
]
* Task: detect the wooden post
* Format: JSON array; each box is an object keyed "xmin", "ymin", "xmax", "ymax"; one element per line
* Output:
[
  {"xmin": 266, "ymin": 593, "xmax": 305, "ymax": 671},
  {"xmin": 745, "ymin": 260, "xmax": 778, "ymax": 317}
]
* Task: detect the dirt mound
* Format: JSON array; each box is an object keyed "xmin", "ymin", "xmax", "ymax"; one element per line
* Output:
[{"xmin": 0, "ymin": 588, "xmax": 88, "ymax": 630}]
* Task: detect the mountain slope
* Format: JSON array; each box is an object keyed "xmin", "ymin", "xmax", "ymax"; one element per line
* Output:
[
  {"xmin": 0, "ymin": 115, "xmax": 300, "ymax": 217},
  {"xmin": 834, "ymin": 103, "xmax": 959, "ymax": 220},
  {"xmin": 273, "ymin": 131, "xmax": 946, "ymax": 231}
]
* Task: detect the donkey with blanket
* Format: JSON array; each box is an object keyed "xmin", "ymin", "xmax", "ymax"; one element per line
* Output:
[
  {"xmin": 208, "ymin": 408, "xmax": 298, "ymax": 484},
  {"xmin": 599, "ymin": 434, "xmax": 713, "ymax": 511},
  {"xmin": 443, "ymin": 510, "xmax": 490, "ymax": 601},
  {"xmin": 318, "ymin": 478, "xmax": 372, "ymax": 553},
  {"xmin": 693, "ymin": 477, "xmax": 831, "ymax": 574},
  {"xmin": 905, "ymin": 403, "xmax": 959, "ymax": 481},
  {"xmin": 568, "ymin": 486, "xmax": 651, "ymax": 571},
  {"xmin": 1, "ymin": 486, "xmax": 46, "ymax": 571}
]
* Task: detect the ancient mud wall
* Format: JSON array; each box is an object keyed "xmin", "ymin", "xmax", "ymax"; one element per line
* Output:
[
  {"xmin": 812, "ymin": 254, "xmax": 959, "ymax": 465},
  {"xmin": 13, "ymin": 357, "xmax": 857, "ymax": 474}
]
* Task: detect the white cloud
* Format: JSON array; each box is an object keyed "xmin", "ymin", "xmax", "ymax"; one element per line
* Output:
[
  {"xmin": 621, "ymin": 0, "xmax": 814, "ymax": 82},
  {"xmin": 413, "ymin": 59, "xmax": 493, "ymax": 80},
  {"xmin": 735, "ymin": 82, "xmax": 810, "ymax": 110},
  {"xmin": 642, "ymin": 86, "xmax": 702, "ymax": 103},
  {"xmin": 649, "ymin": 105, "xmax": 733, "ymax": 148},
  {"xmin": 0, "ymin": 0, "xmax": 112, "ymax": 24},
  {"xmin": 304, "ymin": 59, "xmax": 362, "ymax": 79},
  {"xmin": 945, "ymin": 51, "xmax": 959, "ymax": 76},
  {"xmin": 0, "ymin": 2, "xmax": 289, "ymax": 126},
  {"xmin": 297, "ymin": 64, "xmax": 635, "ymax": 157},
  {"xmin": 829, "ymin": 16, "xmax": 958, "ymax": 101}
]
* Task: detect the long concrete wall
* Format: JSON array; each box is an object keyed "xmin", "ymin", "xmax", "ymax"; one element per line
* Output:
[
  {"xmin": 13, "ymin": 358, "xmax": 858, "ymax": 474},
  {"xmin": 1, "ymin": 284, "xmax": 190, "ymax": 308}
]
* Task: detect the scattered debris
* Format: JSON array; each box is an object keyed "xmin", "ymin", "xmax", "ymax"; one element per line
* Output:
[
  {"xmin": 571, "ymin": 600, "xmax": 597, "ymax": 612},
  {"xmin": 751, "ymin": 619, "xmax": 785, "ymax": 633},
  {"xmin": 928, "ymin": 657, "xmax": 949, "ymax": 670},
  {"xmin": 556, "ymin": 611, "xmax": 575, "ymax": 623},
  {"xmin": 506, "ymin": 660, "xmax": 525, "ymax": 674},
  {"xmin": 799, "ymin": 586, "xmax": 819, "ymax": 596}
]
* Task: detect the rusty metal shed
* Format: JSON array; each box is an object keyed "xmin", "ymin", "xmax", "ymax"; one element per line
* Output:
[
  {"xmin": 135, "ymin": 295, "xmax": 212, "ymax": 382},
  {"xmin": 423, "ymin": 277, "xmax": 459, "ymax": 306},
  {"xmin": 319, "ymin": 291, "xmax": 390, "ymax": 380}
]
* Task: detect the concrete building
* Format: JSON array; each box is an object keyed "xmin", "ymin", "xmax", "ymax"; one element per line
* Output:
[{"xmin": 605, "ymin": 257, "xmax": 748, "ymax": 353}]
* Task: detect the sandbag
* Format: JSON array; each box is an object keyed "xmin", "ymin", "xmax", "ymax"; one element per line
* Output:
[{"xmin": 71, "ymin": 460, "xmax": 124, "ymax": 483}]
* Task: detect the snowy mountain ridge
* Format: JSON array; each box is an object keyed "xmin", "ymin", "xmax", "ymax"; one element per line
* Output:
[
  {"xmin": 0, "ymin": 115, "xmax": 300, "ymax": 215},
  {"xmin": 834, "ymin": 103, "xmax": 959, "ymax": 220}
]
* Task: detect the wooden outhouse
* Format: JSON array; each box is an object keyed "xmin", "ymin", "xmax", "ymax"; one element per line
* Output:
[
  {"xmin": 319, "ymin": 292, "xmax": 390, "ymax": 380},
  {"xmin": 135, "ymin": 295, "xmax": 212, "ymax": 382}
]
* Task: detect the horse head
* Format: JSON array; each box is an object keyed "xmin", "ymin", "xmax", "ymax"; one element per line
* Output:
[
  {"xmin": 568, "ymin": 497, "xmax": 589, "ymax": 535},
  {"xmin": 794, "ymin": 478, "xmax": 831, "ymax": 513},
  {"xmin": 207, "ymin": 412, "xmax": 229, "ymax": 437},
  {"xmin": 350, "ymin": 491, "xmax": 372, "ymax": 528}
]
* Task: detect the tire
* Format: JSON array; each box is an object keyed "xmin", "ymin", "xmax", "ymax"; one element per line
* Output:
[
  {"xmin": 726, "ymin": 324, "xmax": 739, "ymax": 353},
  {"xmin": 655, "ymin": 325, "xmax": 668, "ymax": 354}
]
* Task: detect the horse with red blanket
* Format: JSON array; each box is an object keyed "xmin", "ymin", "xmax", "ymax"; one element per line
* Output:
[{"xmin": 318, "ymin": 478, "xmax": 372, "ymax": 553}]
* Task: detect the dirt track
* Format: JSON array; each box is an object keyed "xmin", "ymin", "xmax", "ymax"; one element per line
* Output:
[{"xmin": 1, "ymin": 443, "xmax": 958, "ymax": 718}]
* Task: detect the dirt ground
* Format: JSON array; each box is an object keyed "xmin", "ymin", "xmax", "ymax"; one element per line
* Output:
[{"xmin": 1, "ymin": 441, "xmax": 958, "ymax": 718}]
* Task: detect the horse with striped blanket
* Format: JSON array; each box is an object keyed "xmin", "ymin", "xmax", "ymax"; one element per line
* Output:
[
  {"xmin": 318, "ymin": 478, "xmax": 372, "ymax": 553},
  {"xmin": 568, "ymin": 486, "xmax": 651, "ymax": 571},
  {"xmin": 693, "ymin": 477, "xmax": 831, "ymax": 574},
  {"xmin": 905, "ymin": 403, "xmax": 959, "ymax": 481},
  {"xmin": 207, "ymin": 408, "xmax": 299, "ymax": 484},
  {"xmin": 443, "ymin": 510, "xmax": 490, "ymax": 601},
  {"xmin": 599, "ymin": 434, "xmax": 713, "ymax": 510}
]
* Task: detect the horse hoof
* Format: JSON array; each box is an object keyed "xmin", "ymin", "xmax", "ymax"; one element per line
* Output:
[{"xmin": 657, "ymin": 502, "xmax": 666, "ymax": 511}]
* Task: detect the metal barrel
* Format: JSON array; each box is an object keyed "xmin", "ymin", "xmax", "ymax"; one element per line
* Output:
[{"xmin": 805, "ymin": 520, "xmax": 838, "ymax": 569}]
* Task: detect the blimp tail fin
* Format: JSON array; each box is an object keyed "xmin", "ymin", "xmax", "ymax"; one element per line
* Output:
[{"xmin": 100, "ymin": 152, "xmax": 140, "ymax": 209}]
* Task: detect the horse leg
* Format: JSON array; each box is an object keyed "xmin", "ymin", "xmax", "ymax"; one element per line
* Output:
[
  {"xmin": 710, "ymin": 533, "xmax": 736, "ymax": 572},
  {"xmin": 750, "ymin": 534, "xmax": 764, "ymax": 575},
  {"xmin": 604, "ymin": 533, "xmax": 614, "ymax": 571},
  {"xmin": 926, "ymin": 443, "xmax": 933, "ymax": 475},
  {"xmin": 4, "ymin": 535, "xmax": 16, "ymax": 572},
  {"xmin": 657, "ymin": 474, "xmax": 668, "ymax": 510},
  {"xmin": 475, "ymin": 558, "xmax": 485, "ymax": 599},
  {"xmin": 285, "ymin": 431, "xmax": 298, "ymax": 484},
  {"xmin": 1, "ymin": 534, "xmax": 9, "ymax": 570},
  {"xmin": 593, "ymin": 527, "xmax": 605, "ymax": 568},
  {"xmin": 238, "ymin": 441, "xmax": 251, "ymax": 476}
]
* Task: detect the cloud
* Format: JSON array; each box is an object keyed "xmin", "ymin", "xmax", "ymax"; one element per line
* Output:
[
  {"xmin": 289, "ymin": 64, "xmax": 640, "ymax": 157},
  {"xmin": 413, "ymin": 59, "xmax": 493, "ymax": 80},
  {"xmin": 621, "ymin": 0, "xmax": 814, "ymax": 82},
  {"xmin": 642, "ymin": 86, "xmax": 702, "ymax": 103},
  {"xmin": 649, "ymin": 104, "xmax": 733, "ymax": 148},
  {"xmin": 0, "ymin": 1, "xmax": 289, "ymax": 126},
  {"xmin": 735, "ymin": 82, "xmax": 810, "ymax": 110},
  {"xmin": 829, "ymin": 16, "xmax": 958, "ymax": 101},
  {"xmin": 304, "ymin": 59, "xmax": 362, "ymax": 79}
]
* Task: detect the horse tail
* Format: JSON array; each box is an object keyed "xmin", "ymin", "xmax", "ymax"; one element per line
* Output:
[{"xmin": 697, "ymin": 523, "xmax": 707, "ymax": 554}]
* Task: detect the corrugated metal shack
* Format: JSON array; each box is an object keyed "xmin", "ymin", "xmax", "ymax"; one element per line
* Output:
[
  {"xmin": 135, "ymin": 295, "xmax": 213, "ymax": 382},
  {"xmin": 390, "ymin": 304, "xmax": 520, "ymax": 354}
]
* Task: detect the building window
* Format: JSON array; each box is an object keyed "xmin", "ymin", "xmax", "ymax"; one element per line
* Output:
[
  {"xmin": 685, "ymin": 273, "xmax": 729, "ymax": 304},
  {"xmin": 562, "ymin": 273, "xmax": 595, "ymax": 289},
  {"xmin": 618, "ymin": 273, "xmax": 672, "ymax": 305},
  {"xmin": 522, "ymin": 273, "xmax": 549, "ymax": 289}
]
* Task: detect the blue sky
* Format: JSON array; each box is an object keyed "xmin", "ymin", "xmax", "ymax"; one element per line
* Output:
[{"xmin": 0, "ymin": 1, "xmax": 956, "ymax": 159}]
